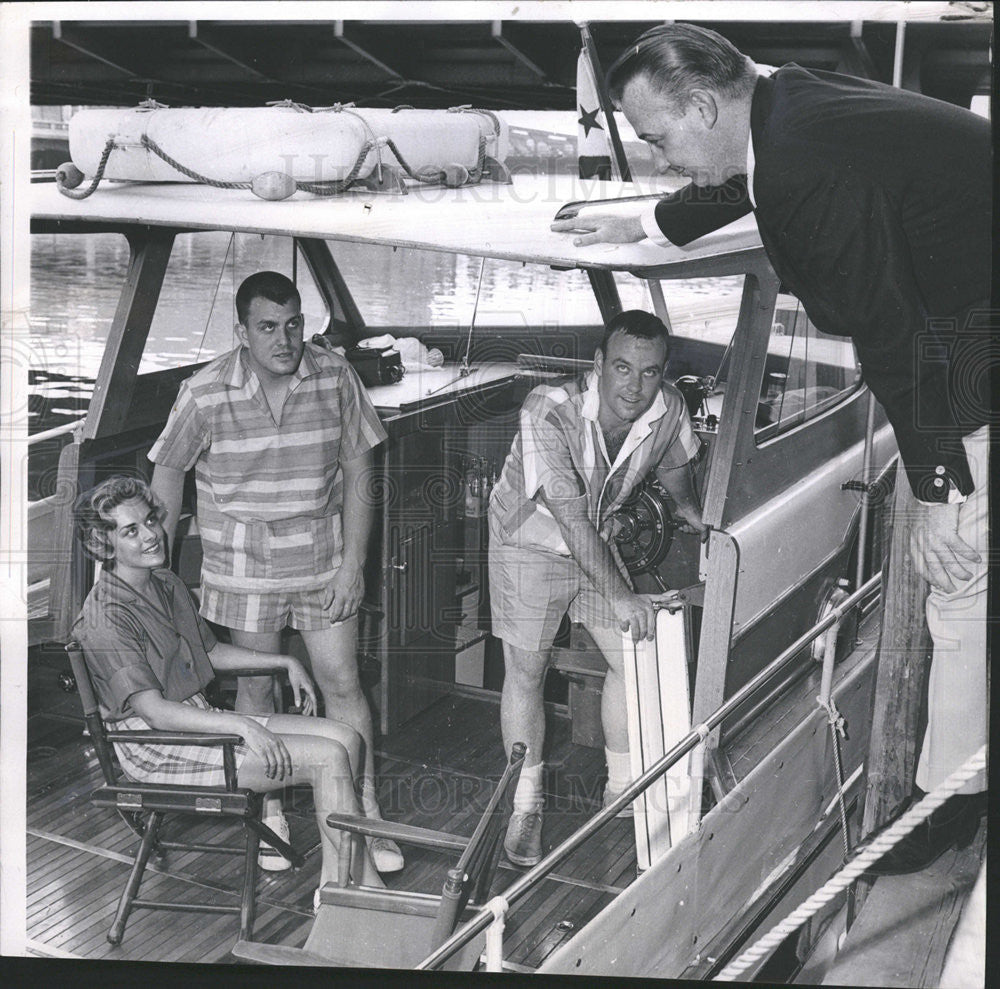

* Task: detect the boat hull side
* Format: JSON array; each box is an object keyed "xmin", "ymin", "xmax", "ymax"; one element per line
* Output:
[{"xmin": 539, "ymin": 641, "xmax": 878, "ymax": 978}]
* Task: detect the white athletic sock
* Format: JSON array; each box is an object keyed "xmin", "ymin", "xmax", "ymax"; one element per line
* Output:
[
  {"xmin": 513, "ymin": 761, "xmax": 544, "ymax": 815},
  {"xmin": 359, "ymin": 777, "xmax": 382, "ymax": 819},
  {"xmin": 605, "ymin": 747, "xmax": 631, "ymax": 795}
]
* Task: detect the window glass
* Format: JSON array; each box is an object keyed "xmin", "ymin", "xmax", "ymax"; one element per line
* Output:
[
  {"xmin": 613, "ymin": 272, "xmax": 745, "ymax": 330},
  {"xmin": 754, "ymin": 293, "xmax": 861, "ymax": 440},
  {"xmin": 612, "ymin": 274, "xmax": 743, "ymax": 418},
  {"xmin": 143, "ymin": 233, "xmax": 329, "ymax": 373},
  {"xmin": 328, "ymin": 241, "xmax": 602, "ymax": 333}
]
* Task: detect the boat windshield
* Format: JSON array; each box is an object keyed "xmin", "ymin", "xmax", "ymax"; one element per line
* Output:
[{"xmin": 327, "ymin": 240, "xmax": 603, "ymax": 333}]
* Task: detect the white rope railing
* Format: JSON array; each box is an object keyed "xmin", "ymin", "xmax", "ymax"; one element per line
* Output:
[{"xmin": 714, "ymin": 745, "xmax": 987, "ymax": 982}]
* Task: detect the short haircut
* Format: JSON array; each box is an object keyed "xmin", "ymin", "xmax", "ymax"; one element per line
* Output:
[
  {"xmin": 235, "ymin": 271, "xmax": 301, "ymax": 326},
  {"xmin": 598, "ymin": 309, "xmax": 670, "ymax": 359},
  {"xmin": 607, "ymin": 23, "xmax": 757, "ymax": 112},
  {"xmin": 75, "ymin": 475, "xmax": 162, "ymax": 569}
]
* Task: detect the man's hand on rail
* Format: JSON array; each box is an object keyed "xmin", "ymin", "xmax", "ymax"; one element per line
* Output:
[{"xmin": 613, "ymin": 589, "xmax": 686, "ymax": 640}]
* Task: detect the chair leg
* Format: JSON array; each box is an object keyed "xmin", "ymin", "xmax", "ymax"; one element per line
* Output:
[
  {"xmin": 108, "ymin": 810, "xmax": 162, "ymax": 945},
  {"xmin": 240, "ymin": 820, "xmax": 262, "ymax": 941}
]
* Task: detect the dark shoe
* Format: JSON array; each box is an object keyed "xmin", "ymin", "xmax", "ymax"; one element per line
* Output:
[
  {"xmin": 504, "ymin": 811, "xmax": 543, "ymax": 867},
  {"xmin": 867, "ymin": 791, "xmax": 985, "ymax": 877}
]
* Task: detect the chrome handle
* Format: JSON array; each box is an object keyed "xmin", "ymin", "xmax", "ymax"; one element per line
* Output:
[{"xmin": 391, "ymin": 559, "xmax": 408, "ymax": 574}]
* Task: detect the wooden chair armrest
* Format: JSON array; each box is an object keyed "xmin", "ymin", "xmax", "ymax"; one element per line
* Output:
[
  {"xmin": 105, "ymin": 729, "xmax": 245, "ymax": 746},
  {"xmin": 324, "ymin": 812, "xmax": 468, "ymax": 853},
  {"xmin": 216, "ymin": 667, "xmax": 288, "ymax": 679}
]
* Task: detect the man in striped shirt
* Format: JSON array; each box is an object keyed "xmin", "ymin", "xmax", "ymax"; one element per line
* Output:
[
  {"xmin": 149, "ymin": 270, "xmax": 403, "ymax": 874},
  {"xmin": 490, "ymin": 310, "xmax": 705, "ymax": 867}
]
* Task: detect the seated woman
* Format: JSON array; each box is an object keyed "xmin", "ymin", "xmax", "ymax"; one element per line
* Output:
[{"xmin": 71, "ymin": 475, "xmax": 382, "ymax": 898}]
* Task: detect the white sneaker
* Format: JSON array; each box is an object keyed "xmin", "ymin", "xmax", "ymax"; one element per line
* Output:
[
  {"xmin": 258, "ymin": 814, "xmax": 293, "ymax": 872},
  {"xmin": 367, "ymin": 835, "xmax": 405, "ymax": 873}
]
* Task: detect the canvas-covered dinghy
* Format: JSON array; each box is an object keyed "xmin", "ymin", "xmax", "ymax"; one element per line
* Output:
[{"xmin": 60, "ymin": 103, "xmax": 510, "ymax": 198}]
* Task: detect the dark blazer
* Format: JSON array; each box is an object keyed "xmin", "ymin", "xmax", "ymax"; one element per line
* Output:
[{"xmin": 653, "ymin": 66, "xmax": 992, "ymax": 501}]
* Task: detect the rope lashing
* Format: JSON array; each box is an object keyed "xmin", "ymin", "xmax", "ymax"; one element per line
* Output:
[
  {"xmin": 56, "ymin": 136, "xmax": 116, "ymax": 200},
  {"xmin": 296, "ymin": 139, "xmax": 378, "ymax": 196},
  {"xmin": 265, "ymin": 99, "xmax": 313, "ymax": 112},
  {"xmin": 57, "ymin": 103, "xmax": 495, "ymax": 198},
  {"xmin": 483, "ymin": 894, "xmax": 510, "ymax": 973},
  {"xmin": 326, "ymin": 105, "xmax": 385, "ymax": 182},
  {"xmin": 450, "ymin": 104, "xmax": 503, "ymax": 139},
  {"xmin": 818, "ymin": 696, "xmax": 852, "ymax": 862},
  {"xmin": 450, "ymin": 105, "xmax": 500, "ymax": 181},
  {"xmin": 139, "ymin": 135, "xmax": 253, "ymax": 189},
  {"xmin": 713, "ymin": 745, "xmax": 987, "ymax": 982}
]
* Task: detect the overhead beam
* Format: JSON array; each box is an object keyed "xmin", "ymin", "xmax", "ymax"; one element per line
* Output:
[
  {"xmin": 51, "ymin": 21, "xmax": 141, "ymax": 78},
  {"xmin": 491, "ymin": 21, "xmax": 550, "ymax": 82},
  {"xmin": 836, "ymin": 20, "xmax": 880, "ymax": 80},
  {"xmin": 333, "ymin": 21, "xmax": 405, "ymax": 81},
  {"xmin": 187, "ymin": 21, "xmax": 271, "ymax": 82}
]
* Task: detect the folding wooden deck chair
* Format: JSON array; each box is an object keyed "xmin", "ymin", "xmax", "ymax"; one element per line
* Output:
[
  {"xmin": 232, "ymin": 741, "xmax": 526, "ymax": 970},
  {"xmin": 65, "ymin": 640, "xmax": 304, "ymax": 946}
]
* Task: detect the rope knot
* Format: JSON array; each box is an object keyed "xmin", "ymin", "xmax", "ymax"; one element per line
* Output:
[
  {"xmin": 266, "ymin": 99, "xmax": 312, "ymax": 113},
  {"xmin": 817, "ymin": 697, "xmax": 847, "ymax": 737}
]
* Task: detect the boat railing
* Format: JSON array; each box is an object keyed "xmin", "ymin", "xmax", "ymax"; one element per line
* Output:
[
  {"xmin": 416, "ymin": 570, "xmax": 883, "ymax": 972},
  {"xmin": 28, "ymin": 418, "xmax": 85, "ymax": 447}
]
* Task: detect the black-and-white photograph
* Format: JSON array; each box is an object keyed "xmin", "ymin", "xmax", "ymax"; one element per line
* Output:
[{"xmin": 0, "ymin": 2, "xmax": 993, "ymax": 984}]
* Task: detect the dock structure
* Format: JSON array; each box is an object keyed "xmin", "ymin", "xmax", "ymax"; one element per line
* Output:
[
  {"xmin": 817, "ymin": 831, "xmax": 985, "ymax": 987},
  {"xmin": 30, "ymin": 9, "xmax": 992, "ymax": 110}
]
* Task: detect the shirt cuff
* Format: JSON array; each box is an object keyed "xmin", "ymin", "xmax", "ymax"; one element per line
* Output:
[
  {"xmin": 641, "ymin": 205, "xmax": 673, "ymax": 247},
  {"xmin": 917, "ymin": 486, "xmax": 968, "ymax": 507}
]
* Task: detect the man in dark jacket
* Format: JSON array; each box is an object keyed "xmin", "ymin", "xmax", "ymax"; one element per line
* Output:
[{"xmin": 552, "ymin": 23, "xmax": 989, "ymax": 874}]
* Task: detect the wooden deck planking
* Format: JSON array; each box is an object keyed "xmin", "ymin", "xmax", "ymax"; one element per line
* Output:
[
  {"xmin": 501, "ymin": 876, "xmax": 611, "ymax": 964},
  {"xmin": 520, "ymin": 887, "xmax": 615, "ymax": 968},
  {"xmin": 26, "ymin": 677, "xmax": 634, "ymax": 969}
]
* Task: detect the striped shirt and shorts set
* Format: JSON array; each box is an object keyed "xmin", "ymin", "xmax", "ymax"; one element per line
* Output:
[
  {"xmin": 149, "ymin": 343, "xmax": 387, "ymax": 633},
  {"xmin": 72, "ymin": 567, "xmax": 271, "ymax": 786},
  {"xmin": 488, "ymin": 371, "xmax": 699, "ymax": 653}
]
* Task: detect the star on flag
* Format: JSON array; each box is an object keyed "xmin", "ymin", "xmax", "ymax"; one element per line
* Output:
[{"xmin": 578, "ymin": 105, "xmax": 603, "ymax": 138}]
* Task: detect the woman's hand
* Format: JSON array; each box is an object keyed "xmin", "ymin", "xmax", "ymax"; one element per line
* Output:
[
  {"xmin": 240, "ymin": 719, "xmax": 294, "ymax": 780},
  {"xmin": 285, "ymin": 657, "xmax": 318, "ymax": 716}
]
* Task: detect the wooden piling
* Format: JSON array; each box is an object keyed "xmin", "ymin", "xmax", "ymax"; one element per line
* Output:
[{"xmin": 852, "ymin": 464, "xmax": 933, "ymax": 914}]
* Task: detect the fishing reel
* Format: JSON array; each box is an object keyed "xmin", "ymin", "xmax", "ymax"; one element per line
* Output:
[{"xmin": 612, "ymin": 478, "xmax": 676, "ymax": 582}]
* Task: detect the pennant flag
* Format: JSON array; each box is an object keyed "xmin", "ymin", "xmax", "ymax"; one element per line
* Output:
[{"xmin": 577, "ymin": 48, "xmax": 611, "ymax": 180}]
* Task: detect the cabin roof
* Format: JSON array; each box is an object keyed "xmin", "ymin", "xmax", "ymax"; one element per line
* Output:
[{"xmin": 31, "ymin": 176, "xmax": 765, "ymax": 276}]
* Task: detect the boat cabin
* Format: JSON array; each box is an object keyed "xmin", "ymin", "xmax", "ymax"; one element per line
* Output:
[{"xmin": 26, "ymin": 168, "xmax": 906, "ymax": 974}]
